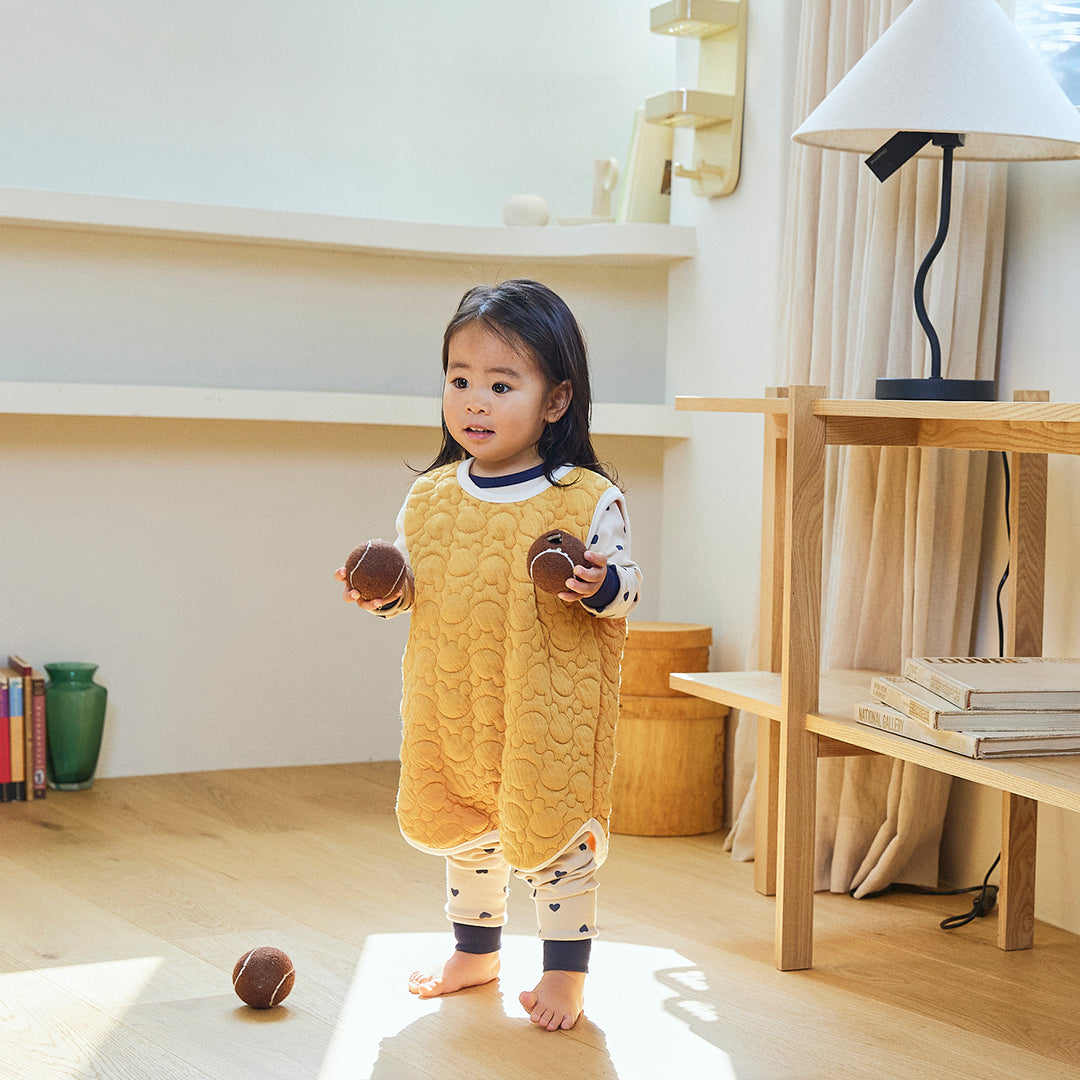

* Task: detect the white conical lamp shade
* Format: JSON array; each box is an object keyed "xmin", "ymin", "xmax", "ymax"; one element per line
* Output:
[{"xmin": 793, "ymin": 0, "xmax": 1080, "ymax": 161}]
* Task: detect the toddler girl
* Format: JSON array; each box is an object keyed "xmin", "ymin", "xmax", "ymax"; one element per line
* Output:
[{"xmin": 338, "ymin": 279, "xmax": 641, "ymax": 1030}]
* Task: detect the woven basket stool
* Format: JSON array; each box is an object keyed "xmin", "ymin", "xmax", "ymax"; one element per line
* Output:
[{"xmin": 611, "ymin": 621, "xmax": 726, "ymax": 836}]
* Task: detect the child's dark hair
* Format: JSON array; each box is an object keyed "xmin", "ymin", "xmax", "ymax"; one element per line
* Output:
[{"xmin": 423, "ymin": 279, "xmax": 616, "ymax": 485}]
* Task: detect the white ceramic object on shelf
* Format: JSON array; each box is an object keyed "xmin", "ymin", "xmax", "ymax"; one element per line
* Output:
[{"xmin": 501, "ymin": 194, "xmax": 550, "ymax": 227}]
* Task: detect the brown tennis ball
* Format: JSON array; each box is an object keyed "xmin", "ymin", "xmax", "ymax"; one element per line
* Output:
[
  {"xmin": 527, "ymin": 529, "xmax": 587, "ymax": 594},
  {"xmin": 232, "ymin": 946, "xmax": 295, "ymax": 1009},
  {"xmin": 344, "ymin": 539, "xmax": 407, "ymax": 600}
]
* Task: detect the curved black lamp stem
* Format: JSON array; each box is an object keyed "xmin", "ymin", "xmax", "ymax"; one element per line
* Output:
[{"xmin": 913, "ymin": 141, "xmax": 955, "ymax": 382}]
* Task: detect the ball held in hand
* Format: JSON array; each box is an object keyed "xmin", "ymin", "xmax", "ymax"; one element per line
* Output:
[
  {"xmin": 232, "ymin": 946, "xmax": 295, "ymax": 1009},
  {"xmin": 344, "ymin": 539, "xmax": 407, "ymax": 600},
  {"xmin": 527, "ymin": 529, "xmax": 587, "ymax": 594}
]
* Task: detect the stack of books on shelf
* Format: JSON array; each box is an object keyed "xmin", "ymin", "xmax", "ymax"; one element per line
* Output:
[
  {"xmin": 854, "ymin": 656, "xmax": 1080, "ymax": 759},
  {"xmin": 1, "ymin": 654, "xmax": 47, "ymax": 801}
]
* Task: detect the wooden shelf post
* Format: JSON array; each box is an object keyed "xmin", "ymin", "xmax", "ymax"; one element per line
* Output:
[
  {"xmin": 775, "ymin": 385, "xmax": 826, "ymax": 971},
  {"xmin": 998, "ymin": 389, "xmax": 1049, "ymax": 949},
  {"xmin": 755, "ymin": 388, "xmax": 787, "ymax": 897}
]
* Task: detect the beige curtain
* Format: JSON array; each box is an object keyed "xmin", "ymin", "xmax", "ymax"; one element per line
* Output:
[{"xmin": 726, "ymin": 0, "xmax": 1007, "ymax": 896}]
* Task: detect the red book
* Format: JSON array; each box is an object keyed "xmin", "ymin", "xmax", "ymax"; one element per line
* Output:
[{"xmin": 1, "ymin": 668, "xmax": 24, "ymax": 800}]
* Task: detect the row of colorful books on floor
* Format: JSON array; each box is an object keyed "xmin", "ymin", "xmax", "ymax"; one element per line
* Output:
[
  {"xmin": 1, "ymin": 655, "xmax": 47, "ymax": 801},
  {"xmin": 854, "ymin": 656, "xmax": 1080, "ymax": 759}
]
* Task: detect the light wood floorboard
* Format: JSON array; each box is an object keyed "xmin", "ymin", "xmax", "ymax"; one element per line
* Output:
[{"xmin": 1, "ymin": 762, "xmax": 1078, "ymax": 1079}]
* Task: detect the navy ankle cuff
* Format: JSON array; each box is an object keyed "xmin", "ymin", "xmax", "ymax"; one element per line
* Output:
[
  {"xmin": 453, "ymin": 922, "xmax": 502, "ymax": 954},
  {"xmin": 542, "ymin": 938, "xmax": 591, "ymax": 973}
]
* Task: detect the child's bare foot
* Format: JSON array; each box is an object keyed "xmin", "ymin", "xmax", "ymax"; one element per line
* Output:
[
  {"xmin": 518, "ymin": 970, "xmax": 586, "ymax": 1031},
  {"xmin": 408, "ymin": 950, "xmax": 500, "ymax": 998}
]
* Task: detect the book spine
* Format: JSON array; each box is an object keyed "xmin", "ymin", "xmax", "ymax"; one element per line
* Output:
[
  {"xmin": 30, "ymin": 676, "xmax": 47, "ymax": 799},
  {"xmin": 23, "ymin": 673, "xmax": 34, "ymax": 801},
  {"xmin": 855, "ymin": 701, "xmax": 981, "ymax": 757},
  {"xmin": 902, "ymin": 659, "xmax": 971, "ymax": 709},
  {"xmin": 0, "ymin": 679, "xmax": 10, "ymax": 802},
  {"xmin": 870, "ymin": 677, "xmax": 941, "ymax": 727},
  {"xmin": 8, "ymin": 676, "xmax": 25, "ymax": 800}
]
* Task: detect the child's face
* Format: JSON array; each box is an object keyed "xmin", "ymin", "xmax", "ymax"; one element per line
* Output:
[{"xmin": 443, "ymin": 322, "xmax": 571, "ymax": 478}]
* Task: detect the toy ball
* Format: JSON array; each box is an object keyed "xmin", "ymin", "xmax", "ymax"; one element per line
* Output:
[
  {"xmin": 527, "ymin": 530, "xmax": 587, "ymax": 594},
  {"xmin": 232, "ymin": 946, "xmax": 295, "ymax": 1009},
  {"xmin": 344, "ymin": 539, "xmax": 407, "ymax": 601}
]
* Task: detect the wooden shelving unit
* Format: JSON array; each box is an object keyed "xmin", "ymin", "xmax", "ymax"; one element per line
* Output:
[{"xmin": 672, "ymin": 386, "xmax": 1080, "ymax": 970}]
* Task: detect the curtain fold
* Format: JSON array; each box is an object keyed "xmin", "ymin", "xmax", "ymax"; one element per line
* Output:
[{"xmin": 725, "ymin": 0, "xmax": 1007, "ymax": 896}]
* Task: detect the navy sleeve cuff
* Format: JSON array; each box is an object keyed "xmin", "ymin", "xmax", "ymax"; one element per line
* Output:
[{"xmin": 582, "ymin": 564, "xmax": 620, "ymax": 611}]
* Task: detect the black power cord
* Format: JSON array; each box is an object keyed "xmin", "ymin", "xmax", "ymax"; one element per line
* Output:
[
  {"xmin": 928, "ymin": 454, "xmax": 1011, "ymax": 930},
  {"xmin": 930, "ymin": 454, "xmax": 1011, "ymax": 930},
  {"xmin": 851, "ymin": 854, "xmax": 1000, "ymax": 928},
  {"xmin": 940, "ymin": 854, "xmax": 1001, "ymax": 929},
  {"xmin": 929, "ymin": 454, "xmax": 1011, "ymax": 929},
  {"xmin": 858, "ymin": 454, "xmax": 1012, "ymax": 930},
  {"xmin": 995, "ymin": 450, "xmax": 1011, "ymax": 657}
]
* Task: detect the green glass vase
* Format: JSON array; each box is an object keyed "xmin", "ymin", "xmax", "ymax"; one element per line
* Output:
[{"xmin": 45, "ymin": 662, "xmax": 107, "ymax": 791}]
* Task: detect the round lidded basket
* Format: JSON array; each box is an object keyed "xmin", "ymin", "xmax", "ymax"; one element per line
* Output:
[{"xmin": 612, "ymin": 622, "xmax": 725, "ymax": 836}]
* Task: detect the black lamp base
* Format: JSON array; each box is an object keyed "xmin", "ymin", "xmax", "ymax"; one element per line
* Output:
[{"xmin": 875, "ymin": 376, "xmax": 996, "ymax": 401}]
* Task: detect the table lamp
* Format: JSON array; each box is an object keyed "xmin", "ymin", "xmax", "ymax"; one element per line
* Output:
[{"xmin": 792, "ymin": 0, "xmax": 1080, "ymax": 401}]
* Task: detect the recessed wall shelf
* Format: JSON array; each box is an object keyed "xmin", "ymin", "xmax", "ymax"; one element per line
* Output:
[
  {"xmin": 645, "ymin": 0, "xmax": 748, "ymax": 197},
  {"xmin": 0, "ymin": 187, "xmax": 695, "ymax": 267},
  {"xmin": 0, "ymin": 188, "xmax": 695, "ymax": 440},
  {"xmin": 0, "ymin": 381, "xmax": 692, "ymax": 439}
]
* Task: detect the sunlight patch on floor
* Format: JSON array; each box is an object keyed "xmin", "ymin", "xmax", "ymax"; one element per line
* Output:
[
  {"xmin": 316, "ymin": 934, "xmax": 441, "ymax": 1079},
  {"xmin": 0, "ymin": 958, "xmax": 165, "ymax": 1077},
  {"xmin": 31, "ymin": 955, "xmax": 164, "ymax": 1013},
  {"xmin": 582, "ymin": 940, "xmax": 737, "ymax": 1080},
  {"xmin": 316, "ymin": 933, "xmax": 738, "ymax": 1080}
]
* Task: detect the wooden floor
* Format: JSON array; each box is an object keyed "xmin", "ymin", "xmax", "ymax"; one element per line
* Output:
[{"xmin": 2, "ymin": 763, "xmax": 1079, "ymax": 1080}]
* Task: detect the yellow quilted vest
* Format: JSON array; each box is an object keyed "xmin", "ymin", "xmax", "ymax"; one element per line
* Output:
[{"xmin": 396, "ymin": 463, "xmax": 626, "ymax": 871}]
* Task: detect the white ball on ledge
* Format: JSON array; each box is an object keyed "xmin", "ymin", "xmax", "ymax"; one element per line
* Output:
[{"xmin": 502, "ymin": 195, "xmax": 550, "ymax": 227}]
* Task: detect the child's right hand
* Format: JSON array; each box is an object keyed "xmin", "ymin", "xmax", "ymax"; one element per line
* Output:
[{"xmin": 334, "ymin": 566, "xmax": 404, "ymax": 613}]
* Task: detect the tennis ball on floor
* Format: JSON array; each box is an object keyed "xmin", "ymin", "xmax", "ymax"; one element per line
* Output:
[
  {"xmin": 344, "ymin": 539, "xmax": 407, "ymax": 600},
  {"xmin": 232, "ymin": 946, "xmax": 295, "ymax": 1009},
  {"xmin": 527, "ymin": 529, "xmax": 587, "ymax": 594}
]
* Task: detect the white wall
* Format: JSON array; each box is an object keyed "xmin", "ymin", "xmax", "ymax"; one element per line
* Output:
[
  {"xmin": 0, "ymin": 231, "xmax": 672, "ymax": 780},
  {"xmin": 0, "ymin": 2, "xmax": 676, "ymax": 777},
  {"xmin": 1, "ymin": 415, "xmax": 665, "ymax": 776},
  {"xmin": 658, "ymin": 4, "xmax": 799, "ymax": 647},
  {"xmin": 0, "ymin": 0, "xmax": 792, "ymax": 781},
  {"xmin": 0, "ymin": 1, "xmax": 672, "ymax": 226},
  {"xmin": 0, "ymin": 226, "xmax": 672, "ymax": 401}
]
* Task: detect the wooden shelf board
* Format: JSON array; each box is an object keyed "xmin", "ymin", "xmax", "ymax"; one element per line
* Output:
[
  {"xmin": 676, "ymin": 396, "xmax": 789, "ymax": 414},
  {"xmin": 0, "ymin": 187, "xmax": 696, "ymax": 266},
  {"xmin": 671, "ymin": 667, "xmax": 1080, "ymax": 813},
  {"xmin": 670, "ymin": 669, "xmax": 784, "ymax": 719},
  {"xmin": 814, "ymin": 399, "xmax": 1080, "ymax": 422},
  {"xmin": 677, "ymin": 395, "xmax": 1080, "ymax": 421},
  {"xmin": 676, "ymin": 395, "xmax": 1080, "ymax": 455},
  {"xmin": 0, "ymin": 381, "xmax": 691, "ymax": 438}
]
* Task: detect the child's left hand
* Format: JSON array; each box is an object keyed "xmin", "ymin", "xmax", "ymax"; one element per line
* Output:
[{"xmin": 558, "ymin": 549, "xmax": 607, "ymax": 604}]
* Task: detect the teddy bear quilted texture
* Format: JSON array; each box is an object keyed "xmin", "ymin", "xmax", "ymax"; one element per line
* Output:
[{"xmin": 397, "ymin": 464, "xmax": 627, "ymax": 872}]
